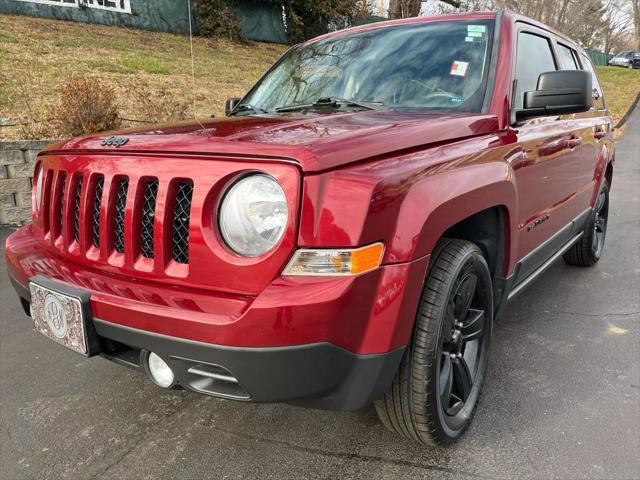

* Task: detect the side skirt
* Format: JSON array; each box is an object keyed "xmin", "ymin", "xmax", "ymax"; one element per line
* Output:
[
  {"xmin": 494, "ymin": 207, "xmax": 591, "ymax": 316},
  {"xmin": 506, "ymin": 231, "xmax": 583, "ymax": 301}
]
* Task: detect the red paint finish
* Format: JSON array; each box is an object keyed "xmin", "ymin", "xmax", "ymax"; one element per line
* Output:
[{"xmin": 5, "ymin": 11, "xmax": 615, "ymax": 358}]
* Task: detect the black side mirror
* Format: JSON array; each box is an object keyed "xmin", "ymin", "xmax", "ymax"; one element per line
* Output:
[
  {"xmin": 517, "ymin": 70, "xmax": 592, "ymax": 120},
  {"xmin": 225, "ymin": 97, "xmax": 241, "ymax": 116}
]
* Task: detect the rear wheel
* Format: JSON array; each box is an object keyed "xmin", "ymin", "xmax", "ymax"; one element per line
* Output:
[
  {"xmin": 375, "ymin": 239, "xmax": 493, "ymax": 445},
  {"xmin": 563, "ymin": 179, "xmax": 609, "ymax": 266}
]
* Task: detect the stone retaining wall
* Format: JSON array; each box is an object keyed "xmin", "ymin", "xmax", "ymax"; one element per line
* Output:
[{"xmin": 0, "ymin": 141, "xmax": 51, "ymax": 225}]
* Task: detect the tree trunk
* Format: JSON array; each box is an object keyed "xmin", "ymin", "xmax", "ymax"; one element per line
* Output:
[
  {"xmin": 633, "ymin": 0, "xmax": 640, "ymax": 50},
  {"xmin": 388, "ymin": 0, "xmax": 461, "ymax": 19}
]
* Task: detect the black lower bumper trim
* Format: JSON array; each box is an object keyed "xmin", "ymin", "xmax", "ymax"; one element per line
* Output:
[
  {"xmin": 93, "ymin": 319, "xmax": 404, "ymax": 411},
  {"xmin": 8, "ymin": 272, "xmax": 31, "ymax": 317}
]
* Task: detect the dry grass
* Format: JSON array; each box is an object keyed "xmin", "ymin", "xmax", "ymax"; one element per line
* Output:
[
  {"xmin": 0, "ymin": 14, "xmax": 286, "ymax": 140},
  {"xmin": 596, "ymin": 66, "xmax": 640, "ymax": 126}
]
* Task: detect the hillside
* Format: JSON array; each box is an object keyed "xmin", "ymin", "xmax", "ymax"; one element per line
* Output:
[{"xmin": 0, "ymin": 14, "xmax": 286, "ymax": 140}]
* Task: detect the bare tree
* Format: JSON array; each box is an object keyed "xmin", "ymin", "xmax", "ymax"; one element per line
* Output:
[
  {"xmin": 389, "ymin": 0, "xmax": 461, "ymax": 18},
  {"xmin": 601, "ymin": 0, "xmax": 635, "ymax": 53},
  {"xmin": 632, "ymin": 0, "xmax": 640, "ymax": 48},
  {"xmin": 390, "ymin": 0, "xmax": 637, "ymax": 52}
]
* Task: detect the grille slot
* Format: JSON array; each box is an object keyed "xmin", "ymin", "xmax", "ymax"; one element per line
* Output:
[
  {"xmin": 113, "ymin": 178, "xmax": 129, "ymax": 254},
  {"xmin": 171, "ymin": 181, "xmax": 193, "ymax": 264},
  {"xmin": 73, "ymin": 175, "xmax": 83, "ymax": 243},
  {"xmin": 42, "ymin": 170, "xmax": 52, "ymax": 234},
  {"xmin": 140, "ymin": 179, "xmax": 158, "ymax": 259},
  {"xmin": 92, "ymin": 176, "xmax": 104, "ymax": 248},
  {"xmin": 58, "ymin": 172, "xmax": 67, "ymax": 238}
]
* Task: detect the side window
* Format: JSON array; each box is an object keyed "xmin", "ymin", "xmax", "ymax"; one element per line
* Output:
[
  {"xmin": 557, "ymin": 43, "xmax": 578, "ymax": 70},
  {"xmin": 514, "ymin": 32, "xmax": 557, "ymax": 110},
  {"xmin": 579, "ymin": 53, "xmax": 606, "ymax": 110}
]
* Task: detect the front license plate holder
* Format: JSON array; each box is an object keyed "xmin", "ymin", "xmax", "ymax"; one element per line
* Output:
[{"xmin": 29, "ymin": 275, "xmax": 101, "ymax": 357}]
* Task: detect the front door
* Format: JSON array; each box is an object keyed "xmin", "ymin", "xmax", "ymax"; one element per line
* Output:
[{"xmin": 510, "ymin": 28, "xmax": 584, "ymax": 284}]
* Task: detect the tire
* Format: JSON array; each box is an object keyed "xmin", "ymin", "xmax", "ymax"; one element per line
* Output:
[
  {"xmin": 563, "ymin": 179, "xmax": 609, "ymax": 266},
  {"xmin": 375, "ymin": 239, "xmax": 493, "ymax": 445}
]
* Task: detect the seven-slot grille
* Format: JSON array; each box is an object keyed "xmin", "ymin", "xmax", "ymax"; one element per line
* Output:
[{"xmin": 42, "ymin": 171, "xmax": 193, "ymax": 265}]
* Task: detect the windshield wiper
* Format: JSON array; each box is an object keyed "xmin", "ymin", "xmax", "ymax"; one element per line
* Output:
[
  {"xmin": 230, "ymin": 104, "xmax": 270, "ymax": 116},
  {"xmin": 275, "ymin": 97, "xmax": 385, "ymax": 113}
]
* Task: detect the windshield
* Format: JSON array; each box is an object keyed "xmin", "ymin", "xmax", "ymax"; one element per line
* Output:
[{"xmin": 240, "ymin": 19, "xmax": 495, "ymax": 114}]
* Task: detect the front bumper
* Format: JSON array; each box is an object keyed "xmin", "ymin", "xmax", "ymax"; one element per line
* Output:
[
  {"xmin": 6, "ymin": 226, "xmax": 428, "ymax": 410},
  {"xmin": 9, "ymin": 275, "xmax": 403, "ymax": 409}
]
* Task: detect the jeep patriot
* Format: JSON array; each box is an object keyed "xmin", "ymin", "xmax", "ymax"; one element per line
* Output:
[{"xmin": 5, "ymin": 10, "xmax": 614, "ymax": 444}]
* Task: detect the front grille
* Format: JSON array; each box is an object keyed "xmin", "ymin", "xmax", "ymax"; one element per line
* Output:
[
  {"xmin": 113, "ymin": 178, "xmax": 129, "ymax": 254},
  {"xmin": 73, "ymin": 175, "xmax": 83, "ymax": 242},
  {"xmin": 172, "ymin": 181, "xmax": 193, "ymax": 264},
  {"xmin": 140, "ymin": 179, "xmax": 158, "ymax": 259},
  {"xmin": 45, "ymin": 169, "xmax": 194, "ymax": 268},
  {"xmin": 92, "ymin": 176, "xmax": 104, "ymax": 248}
]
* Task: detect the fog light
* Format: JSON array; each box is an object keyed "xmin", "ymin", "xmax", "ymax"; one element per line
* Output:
[{"xmin": 147, "ymin": 352, "xmax": 175, "ymax": 388}]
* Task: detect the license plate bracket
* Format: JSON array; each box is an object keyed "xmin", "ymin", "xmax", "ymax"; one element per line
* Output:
[{"xmin": 29, "ymin": 276, "xmax": 100, "ymax": 357}]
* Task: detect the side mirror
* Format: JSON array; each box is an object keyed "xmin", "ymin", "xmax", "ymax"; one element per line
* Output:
[
  {"xmin": 225, "ymin": 97, "xmax": 241, "ymax": 116},
  {"xmin": 516, "ymin": 70, "xmax": 592, "ymax": 120}
]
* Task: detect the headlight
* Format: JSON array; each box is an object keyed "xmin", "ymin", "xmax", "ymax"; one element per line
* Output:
[
  {"xmin": 219, "ymin": 173, "xmax": 288, "ymax": 257},
  {"xmin": 34, "ymin": 164, "xmax": 44, "ymax": 211}
]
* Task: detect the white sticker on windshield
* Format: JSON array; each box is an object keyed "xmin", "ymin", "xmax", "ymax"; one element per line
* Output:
[
  {"xmin": 450, "ymin": 61, "xmax": 469, "ymax": 77},
  {"xmin": 465, "ymin": 37, "xmax": 474, "ymax": 42},
  {"xmin": 467, "ymin": 25, "xmax": 486, "ymax": 33},
  {"xmin": 467, "ymin": 31, "xmax": 484, "ymax": 38}
]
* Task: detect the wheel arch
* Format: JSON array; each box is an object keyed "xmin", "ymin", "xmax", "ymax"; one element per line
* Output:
[{"xmin": 394, "ymin": 169, "xmax": 518, "ymax": 277}]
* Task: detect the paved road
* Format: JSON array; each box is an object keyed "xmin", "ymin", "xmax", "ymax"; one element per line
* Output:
[{"xmin": 1, "ymin": 109, "xmax": 639, "ymax": 480}]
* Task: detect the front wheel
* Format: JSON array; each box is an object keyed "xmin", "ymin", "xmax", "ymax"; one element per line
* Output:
[{"xmin": 375, "ymin": 239, "xmax": 493, "ymax": 445}]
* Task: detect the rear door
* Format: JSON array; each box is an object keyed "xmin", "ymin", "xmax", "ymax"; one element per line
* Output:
[
  {"xmin": 575, "ymin": 52, "xmax": 612, "ymax": 204},
  {"xmin": 510, "ymin": 26, "xmax": 585, "ymax": 284}
]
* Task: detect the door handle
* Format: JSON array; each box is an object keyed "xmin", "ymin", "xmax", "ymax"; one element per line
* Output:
[
  {"xmin": 565, "ymin": 137, "xmax": 582, "ymax": 149},
  {"xmin": 594, "ymin": 130, "xmax": 606, "ymax": 140}
]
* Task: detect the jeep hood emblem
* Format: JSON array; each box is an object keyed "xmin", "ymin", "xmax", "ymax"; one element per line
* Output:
[{"xmin": 100, "ymin": 136, "xmax": 129, "ymax": 147}]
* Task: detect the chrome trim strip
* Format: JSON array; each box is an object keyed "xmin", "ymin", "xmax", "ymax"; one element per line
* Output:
[{"xmin": 187, "ymin": 366, "xmax": 239, "ymax": 384}]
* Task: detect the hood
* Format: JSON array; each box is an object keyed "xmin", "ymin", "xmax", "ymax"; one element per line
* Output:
[{"xmin": 44, "ymin": 110, "xmax": 500, "ymax": 172}]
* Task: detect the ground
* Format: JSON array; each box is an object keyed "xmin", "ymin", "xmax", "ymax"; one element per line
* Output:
[
  {"xmin": 1, "ymin": 108, "xmax": 638, "ymax": 478},
  {"xmin": 1, "ymin": 14, "xmax": 639, "ymax": 140}
]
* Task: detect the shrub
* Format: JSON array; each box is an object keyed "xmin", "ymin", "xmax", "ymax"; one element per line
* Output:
[
  {"xmin": 52, "ymin": 77, "xmax": 120, "ymax": 137},
  {"xmin": 195, "ymin": 0, "xmax": 244, "ymax": 41},
  {"xmin": 282, "ymin": 0, "xmax": 362, "ymax": 43}
]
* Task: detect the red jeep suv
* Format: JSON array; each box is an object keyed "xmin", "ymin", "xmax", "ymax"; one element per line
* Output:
[{"xmin": 5, "ymin": 11, "xmax": 614, "ymax": 445}]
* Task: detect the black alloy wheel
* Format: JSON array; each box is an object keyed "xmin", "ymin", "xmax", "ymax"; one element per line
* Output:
[{"xmin": 375, "ymin": 239, "xmax": 493, "ymax": 445}]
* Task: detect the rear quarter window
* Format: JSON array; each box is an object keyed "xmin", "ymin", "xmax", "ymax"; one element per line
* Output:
[
  {"xmin": 579, "ymin": 53, "xmax": 606, "ymax": 110},
  {"xmin": 557, "ymin": 43, "xmax": 578, "ymax": 70}
]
